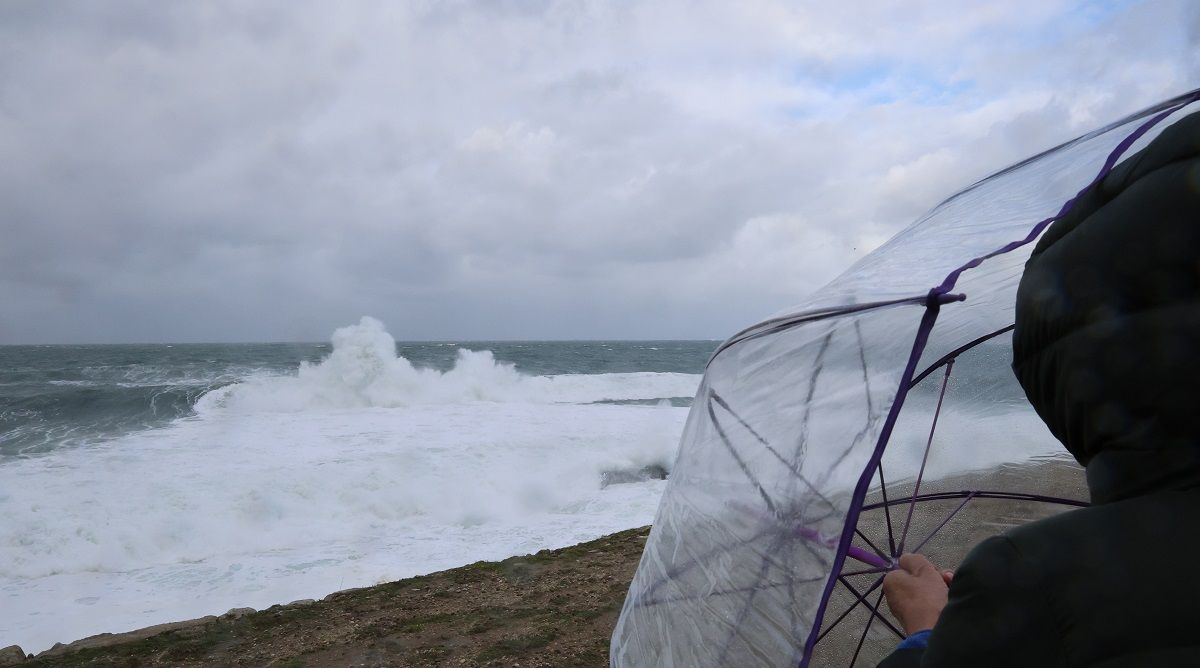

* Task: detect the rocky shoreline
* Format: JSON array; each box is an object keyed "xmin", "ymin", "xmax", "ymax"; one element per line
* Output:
[{"xmin": 7, "ymin": 527, "xmax": 652, "ymax": 667}]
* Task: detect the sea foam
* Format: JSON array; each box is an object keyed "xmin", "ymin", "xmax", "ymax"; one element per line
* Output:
[{"xmin": 0, "ymin": 318, "xmax": 698, "ymax": 653}]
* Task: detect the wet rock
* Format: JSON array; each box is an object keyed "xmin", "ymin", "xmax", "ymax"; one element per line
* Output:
[
  {"xmin": 0, "ymin": 645, "xmax": 25, "ymax": 665},
  {"xmin": 500, "ymin": 560, "xmax": 545, "ymax": 584},
  {"xmin": 599, "ymin": 464, "xmax": 668, "ymax": 488}
]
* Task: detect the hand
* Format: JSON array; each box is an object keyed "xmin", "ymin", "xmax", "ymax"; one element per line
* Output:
[{"xmin": 882, "ymin": 553, "xmax": 954, "ymax": 635}]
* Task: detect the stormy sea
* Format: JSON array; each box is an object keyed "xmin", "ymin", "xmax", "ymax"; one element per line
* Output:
[{"xmin": 0, "ymin": 318, "xmax": 713, "ymax": 653}]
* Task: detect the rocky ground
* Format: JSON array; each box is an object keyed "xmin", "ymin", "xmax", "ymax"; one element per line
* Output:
[{"xmin": 9, "ymin": 528, "xmax": 652, "ymax": 668}]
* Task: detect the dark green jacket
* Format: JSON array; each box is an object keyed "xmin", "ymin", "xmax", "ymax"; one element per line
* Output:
[{"xmin": 880, "ymin": 111, "xmax": 1200, "ymax": 667}]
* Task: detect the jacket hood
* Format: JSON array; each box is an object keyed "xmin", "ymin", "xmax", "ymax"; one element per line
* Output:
[{"xmin": 1012, "ymin": 111, "xmax": 1200, "ymax": 504}]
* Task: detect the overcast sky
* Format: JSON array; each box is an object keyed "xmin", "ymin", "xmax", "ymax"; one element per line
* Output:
[{"xmin": 1, "ymin": 1, "xmax": 1196, "ymax": 343}]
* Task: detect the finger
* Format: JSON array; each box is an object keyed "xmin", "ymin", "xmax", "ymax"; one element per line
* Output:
[
  {"xmin": 883, "ymin": 569, "xmax": 916, "ymax": 594},
  {"xmin": 941, "ymin": 570, "xmax": 955, "ymax": 585},
  {"xmin": 897, "ymin": 553, "xmax": 934, "ymax": 575},
  {"xmin": 883, "ymin": 570, "xmax": 903, "ymax": 594}
]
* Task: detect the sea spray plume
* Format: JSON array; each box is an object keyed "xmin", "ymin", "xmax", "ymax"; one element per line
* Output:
[
  {"xmin": 320, "ymin": 316, "xmax": 411, "ymax": 399},
  {"xmin": 195, "ymin": 317, "xmax": 699, "ymax": 413}
]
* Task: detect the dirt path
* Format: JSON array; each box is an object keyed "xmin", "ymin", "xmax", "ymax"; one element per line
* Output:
[{"xmin": 18, "ymin": 528, "xmax": 651, "ymax": 668}]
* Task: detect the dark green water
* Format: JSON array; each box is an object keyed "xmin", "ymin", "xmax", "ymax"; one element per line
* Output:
[{"xmin": 0, "ymin": 340, "xmax": 718, "ymax": 458}]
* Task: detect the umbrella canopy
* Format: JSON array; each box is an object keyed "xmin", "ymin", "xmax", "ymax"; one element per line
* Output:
[{"xmin": 610, "ymin": 88, "xmax": 1200, "ymax": 667}]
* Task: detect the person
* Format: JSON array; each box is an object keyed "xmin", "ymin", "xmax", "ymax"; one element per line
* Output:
[{"xmin": 877, "ymin": 109, "xmax": 1200, "ymax": 667}]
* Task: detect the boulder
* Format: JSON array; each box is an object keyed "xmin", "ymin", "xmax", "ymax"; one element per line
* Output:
[{"xmin": 0, "ymin": 645, "xmax": 25, "ymax": 665}]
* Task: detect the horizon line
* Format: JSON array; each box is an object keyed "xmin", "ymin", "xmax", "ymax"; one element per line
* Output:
[{"xmin": 0, "ymin": 337, "xmax": 725, "ymax": 347}]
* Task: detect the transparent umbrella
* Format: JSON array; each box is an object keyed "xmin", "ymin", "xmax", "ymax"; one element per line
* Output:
[{"xmin": 611, "ymin": 87, "xmax": 1200, "ymax": 668}]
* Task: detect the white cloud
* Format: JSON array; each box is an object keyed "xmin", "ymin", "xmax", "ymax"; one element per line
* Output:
[{"xmin": 0, "ymin": 0, "xmax": 1195, "ymax": 342}]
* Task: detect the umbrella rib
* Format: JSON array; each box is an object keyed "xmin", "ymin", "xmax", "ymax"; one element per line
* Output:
[
  {"xmin": 840, "ymin": 564, "xmax": 890, "ymax": 578},
  {"xmin": 840, "ymin": 576, "xmax": 904, "ymax": 639},
  {"xmin": 897, "ymin": 360, "xmax": 954, "ymax": 554},
  {"xmin": 707, "ymin": 393, "xmax": 779, "ymax": 515},
  {"xmin": 710, "ymin": 390, "xmax": 835, "ymax": 508},
  {"xmin": 876, "ymin": 463, "xmax": 898, "ymax": 557},
  {"xmin": 910, "ymin": 491, "xmax": 978, "ymax": 555},
  {"xmin": 816, "ymin": 573, "xmax": 886, "ymax": 643},
  {"xmin": 851, "ymin": 587, "xmax": 890, "ymax": 666},
  {"xmin": 854, "ymin": 528, "xmax": 890, "ymax": 562},
  {"xmin": 714, "ymin": 533, "xmax": 784, "ymax": 665}
]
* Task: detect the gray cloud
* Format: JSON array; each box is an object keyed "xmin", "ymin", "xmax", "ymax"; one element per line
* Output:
[{"xmin": 0, "ymin": 0, "xmax": 1195, "ymax": 343}]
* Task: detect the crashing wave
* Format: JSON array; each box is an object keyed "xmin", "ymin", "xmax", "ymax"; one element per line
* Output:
[{"xmin": 196, "ymin": 317, "xmax": 699, "ymax": 413}]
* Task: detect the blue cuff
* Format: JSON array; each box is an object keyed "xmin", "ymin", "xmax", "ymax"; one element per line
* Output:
[{"xmin": 896, "ymin": 629, "xmax": 932, "ymax": 651}]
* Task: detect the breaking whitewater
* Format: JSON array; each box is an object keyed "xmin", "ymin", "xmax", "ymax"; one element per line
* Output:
[{"xmin": 0, "ymin": 318, "xmax": 710, "ymax": 653}]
